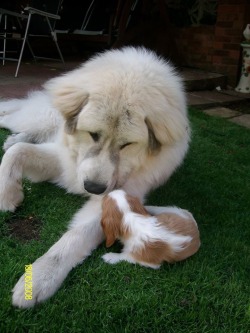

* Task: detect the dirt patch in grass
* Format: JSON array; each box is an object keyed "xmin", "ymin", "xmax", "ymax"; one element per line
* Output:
[{"xmin": 7, "ymin": 215, "xmax": 42, "ymax": 242}]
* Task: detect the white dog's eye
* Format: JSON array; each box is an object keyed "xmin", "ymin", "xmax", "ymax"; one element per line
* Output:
[
  {"xmin": 89, "ymin": 132, "xmax": 100, "ymax": 142},
  {"xmin": 120, "ymin": 142, "xmax": 132, "ymax": 150}
]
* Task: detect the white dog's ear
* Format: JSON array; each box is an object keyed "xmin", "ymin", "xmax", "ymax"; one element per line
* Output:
[
  {"xmin": 45, "ymin": 77, "xmax": 89, "ymax": 134},
  {"xmin": 63, "ymin": 94, "xmax": 89, "ymax": 134},
  {"xmin": 145, "ymin": 113, "xmax": 189, "ymax": 150},
  {"xmin": 145, "ymin": 117, "xmax": 161, "ymax": 155}
]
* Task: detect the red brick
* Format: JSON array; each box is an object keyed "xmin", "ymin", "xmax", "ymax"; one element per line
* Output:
[
  {"xmin": 217, "ymin": 5, "xmax": 245, "ymax": 15},
  {"xmin": 213, "ymin": 42, "xmax": 224, "ymax": 50},
  {"xmin": 229, "ymin": 49, "xmax": 241, "ymax": 59},
  {"xmin": 214, "ymin": 49, "xmax": 230, "ymax": 56},
  {"xmin": 231, "ymin": 36, "xmax": 245, "ymax": 43},
  {"xmin": 223, "ymin": 43, "xmax": 241, "ymax": 51},
  {"xmin": 215, "ymin": 36, "xmax": 232, "ymax": 43},
  {"xmin": 215, "ymin": 27, "xmax": 227, "ymax": 36},
  {"xmin": 212, "ymin": 55, "xmax": 224, "ymax": 64},
  {"xmin": 205, "ymin": 55, "xmax": 213, "ymax": 63},
  {"xmin": 207, "ymin": 48, "xmax": 215, "ymax": 56},
  {"xmin": 223, "ymin": 57, "xmax": 239, "ymax": 65},
  {"xmin": 216, "ymin": 21, "xmax": 233, "ymax": 28},
  {"xmin": 186, "ymin": 41, "xmax": 201, "ymax": 49},
  {"xmin": 195, "ymin": 34, "xmax": 213, "ymax": 44},
  {"xmin": 226, "ymin": 28, "xmax": 244, "ymax": 36},
  {"xmin": 233, "ymin": 21, "xmax": 246, "ymax": 30},
  {"xmin": 219, "ymin": 0, "xmax": 247, "ymax": 5}
]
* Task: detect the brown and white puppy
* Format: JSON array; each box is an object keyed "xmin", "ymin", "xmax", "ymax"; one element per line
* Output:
[{"xmin": 101, "ymin": 190, "xmax": 200, "ymax": 269}]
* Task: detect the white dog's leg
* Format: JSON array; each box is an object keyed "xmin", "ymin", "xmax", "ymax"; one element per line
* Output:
[
  {"xmin": 0, "ymin": 98, "xmax": 22, "ymax": 116},
  {"xmin": 12, "ymin": 197, "xmax": 104, "ymax": 308},
  {"xmin": 0, "ymin": 142, "xmax": 62, "ymax": 211}
]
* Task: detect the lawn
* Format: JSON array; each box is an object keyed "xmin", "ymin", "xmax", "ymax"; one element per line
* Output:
[{"xmin": 0, "ymin": 108, "xmax": 249, "ymax": 333}]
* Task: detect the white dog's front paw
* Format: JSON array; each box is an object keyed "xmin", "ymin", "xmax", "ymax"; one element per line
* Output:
[
  {"xmin": 102, "ymin": 253, "xmax": 124, "ymax": 264},
  {"xmin": 12, "ymin": 256, "xmax": 65, "ymax": 308},
  {"xmin": 3, "ymin": 134, "xmax": 20, "ymax": 151},
  {"xmin": 0, "ymin": 181, "xmax": 24, "ymax": 212},
  {"xmin": 3, "ymin": 133, "xmax": 28, "ymax": 151},
  {"xmin": 12, "ymin": 273, "xmax": 37, "ymax": 308}
]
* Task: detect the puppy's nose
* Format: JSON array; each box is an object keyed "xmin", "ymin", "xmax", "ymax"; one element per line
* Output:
[{"xmin": 84, "ymin": 180, "xmax": 107, "ymax": 195}]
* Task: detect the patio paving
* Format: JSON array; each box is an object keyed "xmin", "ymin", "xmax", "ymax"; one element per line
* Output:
[
  {"xmin": 0, "ymin": 59, "xmax": 250, "ymax": 128},
  {"xmin": 202, "ymin": 106, "xmax": 250, "ymax": 129},
  {"xmin": 183, "ymin": 67, "xmax": 226, "ymax": 91},
  {"xmin": 0, "ymin": 60, "xmax": 80, "ymax": 98},
  {"xmin": 203, "ymin": 107, "xmax": 242, "ymax": 118},
  {"xmin": 229, "ymin": 114, "xmax": 250, "ymax": 128},
  {"xmin": 187, "ymin": 89, "xmax": 249, "ymax": 108}
]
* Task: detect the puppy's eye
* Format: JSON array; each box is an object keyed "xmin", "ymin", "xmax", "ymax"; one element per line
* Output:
[
  {"xmin": 89, "ymin": 132, "xmax": 100, "ymax": 142},
  {"xmin": 120, "ymin": 142, "xmax": 132, "ymax": 150}
]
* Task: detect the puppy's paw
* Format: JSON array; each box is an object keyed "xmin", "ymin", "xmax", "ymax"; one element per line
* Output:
[{"xmin": 102, "ymin": 253, "xmax": 123, "ymax": 264}]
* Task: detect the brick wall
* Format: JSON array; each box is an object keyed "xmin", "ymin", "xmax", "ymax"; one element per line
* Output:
[{"xmin": 175, "ymin": 0, "xmax": 250, "ymax": 86}]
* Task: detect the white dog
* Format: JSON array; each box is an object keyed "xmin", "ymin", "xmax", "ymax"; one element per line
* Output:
[{"xmin": 0, "ymin": 47, "xmax": 190, "ymax": 307}]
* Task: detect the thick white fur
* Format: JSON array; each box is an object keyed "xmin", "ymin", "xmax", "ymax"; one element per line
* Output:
[
  {"xmin": 102, "ymin": 190, "xmax": 196, "ymax": 269},
  {"xmin": 0, "ymin": 47, "xmax": 190, "ymax": 307}
]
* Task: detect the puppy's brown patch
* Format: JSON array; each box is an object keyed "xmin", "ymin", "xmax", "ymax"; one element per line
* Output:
[
  {"xmin": 133, "ymin": 240, "xmax": 174, "ymax": 265},
  {"xmin": 157, "ymin": 213, "xmax": 200, "ymax": 261},
  {"xmin": 101, "ymin": 195, "xmax": 131, "ymax": 247}
]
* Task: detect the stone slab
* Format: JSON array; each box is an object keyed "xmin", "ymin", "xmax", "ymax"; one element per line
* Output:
[
  {"xmin": 187, "ymin": 90, "xmax": 246, "ymax": 108},
  {"xmin": 229, "ymin": 114, "xmax": 250, "ymax": 129},
  {"xmin": 183, "ymin": 68, "xmax": 227, "ymax": 91},
  {"xmin": 203, "ymin": 107, "xmax": 242, "ymax": 118}
]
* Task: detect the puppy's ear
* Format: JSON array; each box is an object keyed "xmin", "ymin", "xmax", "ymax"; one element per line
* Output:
[
  {"xmin": 45, "ymin": 75, "xmax": 89, "ymax": 134},
  {"xmin": 101, "ymin": 195, "xmax": 124, "ymax": 247},
  {"xmin": 101, "ymin": 218, "xmax": 117, "ymax": 248},
  {"xmin": 105, "ymin": 230, "xmax": 117, "ymax": 248}
]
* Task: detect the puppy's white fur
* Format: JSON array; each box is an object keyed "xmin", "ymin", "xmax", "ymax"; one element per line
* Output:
[
  {"xmin": 0, "ymin": 47, "xmax": 190, "ymax": 307},
  {"xmin": 101, "ymin": 190, "xmax": 200, "ymax": 269}
]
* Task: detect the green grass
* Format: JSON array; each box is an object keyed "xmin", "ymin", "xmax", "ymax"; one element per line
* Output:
[{"xmin": 0, "ymin": 109, "xmax": 249, "ymax": 333}]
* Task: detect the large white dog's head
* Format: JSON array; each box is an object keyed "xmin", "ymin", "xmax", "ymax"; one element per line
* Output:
[{"xmin": 46, "ymin": 47, "xmax": 189, "ymax": 196}]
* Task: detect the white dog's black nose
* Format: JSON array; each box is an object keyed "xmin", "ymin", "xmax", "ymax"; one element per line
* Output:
[{"xmin": 84, "ymin": 180, "xmax": 107, "ymax": 195}]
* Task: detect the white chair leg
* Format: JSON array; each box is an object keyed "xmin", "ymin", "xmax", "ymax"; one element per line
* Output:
[
  {"xmin": 15, "ymin": 12, "xmax": 32, "ymax": 77},
  {"xmin": 45, "ymin": 16, "xmax": 64, "ymax": 65}
]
